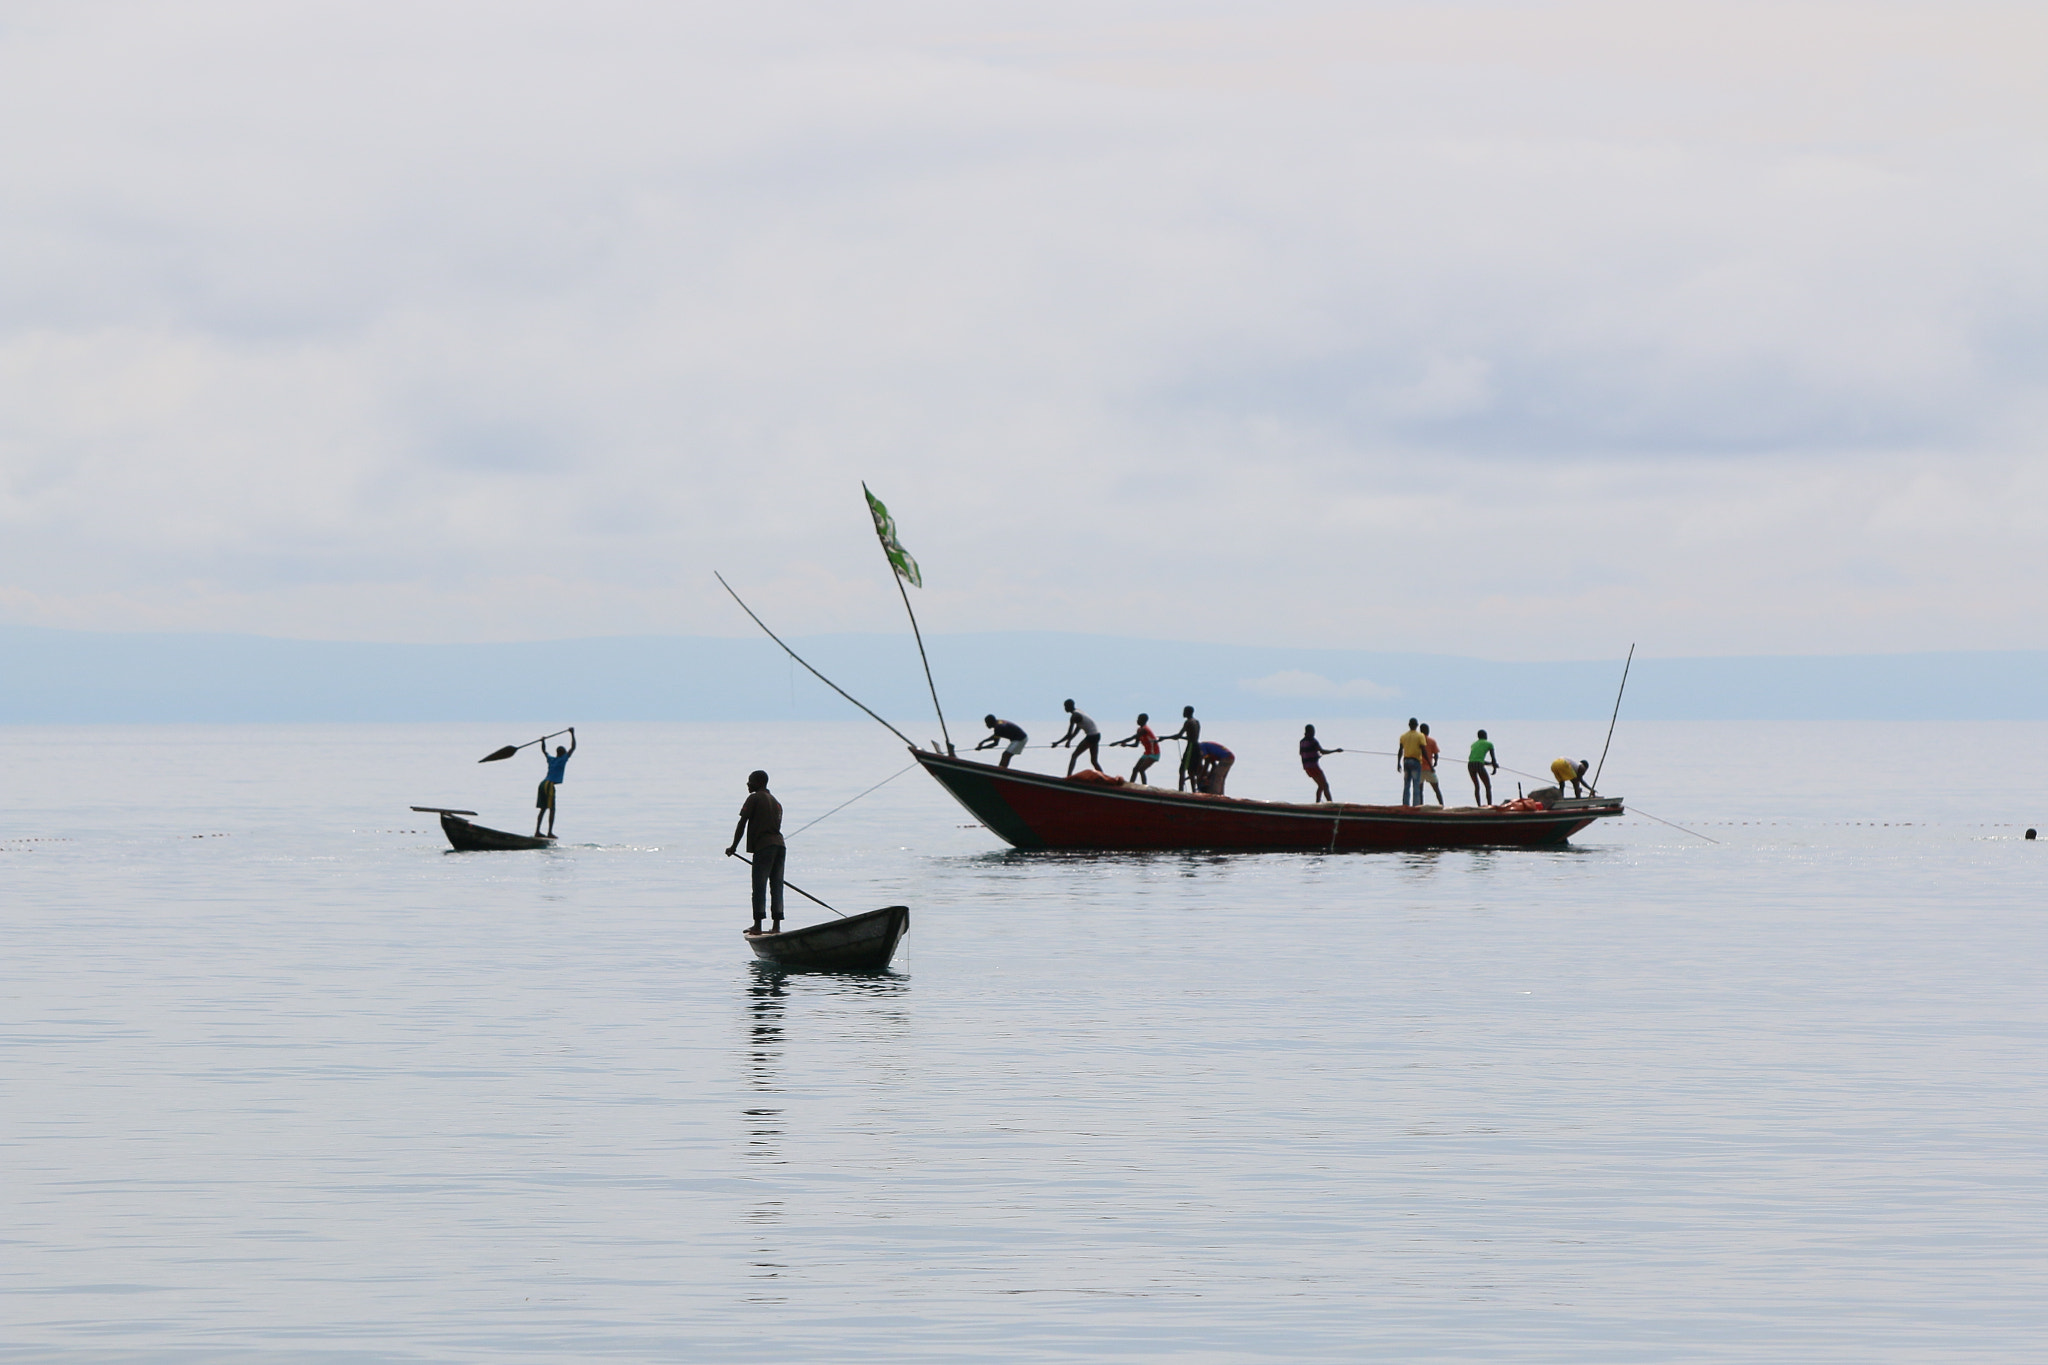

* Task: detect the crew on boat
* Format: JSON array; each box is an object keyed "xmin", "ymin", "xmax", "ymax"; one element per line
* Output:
[
  {"xmin": 1397, "ymin": 719, "xmax": 1428, "ymax": 806},
  {"xmin": 1163, "ymin": 706, "xmax": 1202, "ymax": 790},
  {"xmin": 1550, "ymin": 757, "xmax": 1593, "ymax": 797},
  {"xmin": 1300, "ymin": 724, "xmax": 1342, "ymax": 802},
  {"xmin": 977, "ymin": 715, "xmax": 1029, "ymax": 769},
  {"xmin": 1051, "ymin": 699, "xmax": 1104, "ymax": 775},
  {"xmin": 1418, "ymin": 723, "xmax": 1446, "ymax": 806},
  {"xmin": 1194, "ymin": 739, "xmax": 1235, "ymax": 795},
  {"xmin": 1468, "ymin": 730, "xmax": 1500, "ymax": 805},
  {"xmin": 1110, "ymin": 713, "xmax": 1162, "ymax": 784}
]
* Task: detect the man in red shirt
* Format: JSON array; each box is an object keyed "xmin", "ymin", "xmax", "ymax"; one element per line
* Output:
[{"xmin": 1110, "ymin": 713, "xmax": 1162, "ymax": 784}]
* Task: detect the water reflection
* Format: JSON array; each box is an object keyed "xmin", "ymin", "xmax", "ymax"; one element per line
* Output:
[
  {"xmin": 736, "ymin": 965, "xmax": 912, "ymax": 1303},
  {"xmin": 742, "ymin": 969, "xmax": 788, "ymax": 1300}
]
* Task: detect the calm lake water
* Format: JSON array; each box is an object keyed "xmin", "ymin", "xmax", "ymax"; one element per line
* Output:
[{"xmin": 4, "ymin": 719, "xmax": 2045, "ymax": 1362}]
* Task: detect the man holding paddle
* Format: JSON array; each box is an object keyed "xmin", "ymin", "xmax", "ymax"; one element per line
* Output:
[
  {"xmin": 727, "ymin": 769, "xmax": 786, "ymax": 935},
  {"xmin": 534, "ymin": 728, "xmax": 575, "ymax": 837}
]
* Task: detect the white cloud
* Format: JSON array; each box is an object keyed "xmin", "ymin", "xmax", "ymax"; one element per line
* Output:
[
  {"xmin": 0, "ymin": 1, "xmax": 2043, "ymax": 652},
  {"xmin": 1240, "ymin": 671, "xmax": 1400, "ymax": 702}
]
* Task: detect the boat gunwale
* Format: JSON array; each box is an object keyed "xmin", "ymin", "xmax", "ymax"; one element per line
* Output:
[{"xmin": 911, "ymin": 749, "xmax": 1621, "ymax": 828}]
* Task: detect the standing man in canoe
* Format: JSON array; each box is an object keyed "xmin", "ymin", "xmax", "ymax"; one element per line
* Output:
[
  {"xmin": 1397, "ymin": 718, "xmax": 1427, "ymax": 806},
  {"xmin": 534, "ymin": 727, "xmax": 576, "ymax": 837},
  {"xmin": 976, "ymin": 715, "xmax": 1028, "ymax": 769},
  {"xmin": 1300, "ymin": 724, "xmax": 1342, "ymax": 802},
  {"xmin": 1110, "ymin": 713, "xmax": 1162, "ymax": 784},
  {"xmin": 1467, "ymin": 729, "xmax": 1500, "ymax": 805},
  {"xmin": 1163, "ymin": 706, "xmax": 1202, "ymax": 791},
  {"xmin": 1051, "ymin": 698, "xmax": 1105, "ymax": 776},
  {"xmin": 726, "ymin": 769, "xmax": 785, "ymax": 935},
  {"xmin": 1418, "ymin": 723, "xmax": 1446, "ymax": 806}
]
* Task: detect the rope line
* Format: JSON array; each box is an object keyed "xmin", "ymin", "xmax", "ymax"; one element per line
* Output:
[{"xmin": 788, "ymin": 763, "xmax": 917, "ymax": 839}]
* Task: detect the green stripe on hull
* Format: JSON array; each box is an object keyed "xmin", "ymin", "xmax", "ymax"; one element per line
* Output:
[{"xmin": 926, "ymin": 764, "xmax": 1043, "ymax": 849}]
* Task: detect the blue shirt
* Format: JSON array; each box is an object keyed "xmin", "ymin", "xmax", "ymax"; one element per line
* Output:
[{"xmin": 545, "ymin": 752, "xmax": 571, "ymax": 783}]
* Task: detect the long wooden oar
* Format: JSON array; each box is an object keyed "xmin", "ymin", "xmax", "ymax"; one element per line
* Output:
[
  {"xmin": 479, "ymin": 727, "xmax": 573, "ymax": 764},
  {"xmin": 729, "ymin": 852, "xmax": 847, "ymax": 918}
]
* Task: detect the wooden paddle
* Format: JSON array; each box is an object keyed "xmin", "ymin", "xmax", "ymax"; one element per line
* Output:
[
  {"xmin": 729, "ymin": 852, "xmax": 847, "ymax": 918},
  {"xmin": 479, "ymin": 727, "xmax": 573, "ymax": 763}
]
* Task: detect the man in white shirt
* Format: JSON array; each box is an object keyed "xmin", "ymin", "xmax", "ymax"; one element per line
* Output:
[{"xmin": 1051, "ymin": 698, "xmax": 1104, "ymax": 776}]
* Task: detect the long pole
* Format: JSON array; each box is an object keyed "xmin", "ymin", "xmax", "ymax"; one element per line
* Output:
[
  {"xmin": 730, "ymin": 852, "xmax": 846, "ymax": 918},
  {"xmin": 1592, "ymin": 643, "xmax": 1635, "ymax": 793},
  {"xmin": 894, "ymin": 568, "xmax": 952, "ymax": 755},
  {"xmin": 866, "ymin": 485, "xmax": 953, "ymax": 755},
  {"xmin": 714, "ymin": 572, "xmax": 919, "ymax": 750}
]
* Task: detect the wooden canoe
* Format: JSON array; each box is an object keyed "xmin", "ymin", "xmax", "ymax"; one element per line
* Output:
[
  {"xmin": 412, "ymin": 807, "xmax": 557, "ymax": 851},
  {"xmin": 745, "ymin": 905, "xmax": 909, "ymax": 972},
  {"xmin": 911, "ymin": 750, "xmax": 1624, "ymax": 852}
]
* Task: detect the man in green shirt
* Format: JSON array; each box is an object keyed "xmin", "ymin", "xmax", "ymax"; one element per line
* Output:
[{"xmin": 1467, "ymin": 729, "xmax": 1500, "ymax": 805}]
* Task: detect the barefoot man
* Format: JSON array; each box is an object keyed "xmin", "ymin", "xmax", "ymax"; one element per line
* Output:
[
  {"xmin": 1549, "ymin": 757, "xmax": 1594, "ymax": 798},
  {"xmin": 1418, "ymin": 723, "xmax": 1446, "ymax": 806},
  {"xmin": 976, "ymin": 715, "xmax": 1029, "ymax": 769},
  {"xmin": 1163, "ymin": 706, "xmax": 1202, "ymax": 791},
  {"xmin": 1467, "ymin": 729, "xmax": 1499, "ymax": 805},
  {"xmin": 1300, "ymin": 724, "xmax": 1342, "ymax": 802},
  {"xmin": 1110, "ymin": 713, "xmax": 1162, "ymax": 784},
  {"xmin": 726, "ymin": 769, "xmax": 785, "ymax": 935},
  {"xmin": 534, "ymin": 727, "xmax": 576, "ymax": 837},
  {"xmin": 1051, "ymin": 699, "xmax": 1105, "ymax": 775}
]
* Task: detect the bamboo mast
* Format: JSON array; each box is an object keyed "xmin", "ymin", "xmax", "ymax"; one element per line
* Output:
[
  {"xmin": 1591, "ymin": 643, "xmax": 1635, "ymax": 793},
  {"xmin": 864, "ymin": 483, "xmax": 953, "ymax": 755}
]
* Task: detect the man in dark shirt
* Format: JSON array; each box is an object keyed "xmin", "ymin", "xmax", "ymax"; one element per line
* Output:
[
  {"xmin": 976, "ymin": 715, "xmax": 1028, "ymax": 769},
  {"xmin": 1163, "ymin": 706, "xmax": 1201, "ymax": 790},
  {"xmin": 534, "ymin": 727, "xmax": 576, "ymax": 837},
  {"xmin": 1300, "ymin": 724, "xmax": 1342, "ymax": 802},
  {"xmin": 726, "ymin": 769, "xmax": 786, "ymax": 934}
]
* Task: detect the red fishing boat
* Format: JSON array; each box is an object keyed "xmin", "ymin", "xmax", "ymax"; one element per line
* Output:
[{"xmin": 912, "ymin": 750, "xmax": 1623, "ymax": 852}]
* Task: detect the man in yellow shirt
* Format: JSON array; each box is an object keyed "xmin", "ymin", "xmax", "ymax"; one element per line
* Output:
[
  {"xmin": 1397, "ymin": 719, "xmax": 1428, "ymax": 806},
  {"xmin": 1549, "ymin": 757, "xmax": 1592, "ymax": 798}
]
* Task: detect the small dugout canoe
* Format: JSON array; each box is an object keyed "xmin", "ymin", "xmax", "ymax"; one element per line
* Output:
[
  {"xmin": 412, "ymin": 807, "xmax": 557, "ymax": 851},
  {"xmin": 745, "ymin": 905, "xmax": 909, "ymax": 972}
]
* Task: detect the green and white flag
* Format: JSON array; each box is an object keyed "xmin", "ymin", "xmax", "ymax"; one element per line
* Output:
[{"xmin": 862, "ymin": 484, "xmax": 922, "ymax": 588}]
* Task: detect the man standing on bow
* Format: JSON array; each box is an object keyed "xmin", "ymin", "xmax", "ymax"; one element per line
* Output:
[
  {"xmin": 1051, "ymin": 698, "xmax": 1105, "ymax": 775},
  {"xmin": 726, "ymin": 769, "xmax": 786, "ymax": 935},
  {"xmin": 976, "ymin": 715, "xmax": 1029, "ymax": 769},
  {"xmin": 534, "ymin": 727, "xmax": 576, "ymax": 837}
]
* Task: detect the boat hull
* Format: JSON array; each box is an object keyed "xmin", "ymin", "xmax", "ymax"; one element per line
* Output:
[
  {"xmin": 914, "ymin": 751, "xmax": 1620, "ymax": 851},
  {"xmin": 746, "ymin": 906, "xmax": 909, "ymax": 971},
  {"xmin": 439, "ymin": 812, "xmax": 557, "ymax": 851}
]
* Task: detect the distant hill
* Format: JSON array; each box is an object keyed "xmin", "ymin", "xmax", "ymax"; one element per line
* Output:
[{"xmin": 1, "ymin": 625, "xmax": 2042, "ymax": 723}]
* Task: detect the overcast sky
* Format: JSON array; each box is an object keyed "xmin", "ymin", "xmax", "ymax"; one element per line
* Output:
[{"xmin": 1, "ymin": 0, "xmax": 2041, "ymax": 658}]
